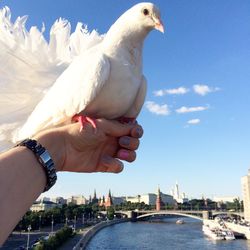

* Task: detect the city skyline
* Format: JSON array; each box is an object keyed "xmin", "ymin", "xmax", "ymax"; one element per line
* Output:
[
  {"xmin": 1, "ymin": 0, "xmax": 249, "ymax": 199},
  {"xmin": 39, "ymin": 182, "xmax": 239, "ymax": 203}
]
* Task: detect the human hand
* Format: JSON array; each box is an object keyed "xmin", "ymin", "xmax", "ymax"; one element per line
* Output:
[{"xmin": 35, "ymin": 119, "xmax": 143, "ymax": 174}]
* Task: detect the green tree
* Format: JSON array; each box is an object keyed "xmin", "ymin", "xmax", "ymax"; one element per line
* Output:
[
  {"xmin": 34, "ymin": 226, "xmax": 73, "ymax": 250},
  {"xmin": 107, "ymin": 206, "xmax": 115, "ymax": 220}
]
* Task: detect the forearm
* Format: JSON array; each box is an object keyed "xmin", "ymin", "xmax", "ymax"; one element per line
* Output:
[
  {"xmin": 0, "ymin": 129, "xmax": 65, "ymax": 245},
  {"xmin": 0, "ymin": 147, "xmax": 46, "ymax": 245}
]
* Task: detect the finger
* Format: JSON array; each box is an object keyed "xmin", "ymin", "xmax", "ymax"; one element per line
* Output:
[
  {"xmin": 100, "ymin": 155, "xmax": 124, "ymax": 173},
  {"xmin": 106, "ymin": 161, "xmax": 124, "ymax": 173},
  {"xmin": 117, "ymin": 149, "xmax": 136, "ymax": 162},
  {"xmin": 97, "ymin": 165, "xmax": 109, "ymax": 172},
  {"xmin": 97, "ymin": 119, "xmax": 136, "ymax": 137},
  {"xmin": 130, "ymin": 125, "xmax": 143, "ymax": 138},
  {"xmin": 119, "ymin": 136, "xmax": 140, "ymax": 150}
]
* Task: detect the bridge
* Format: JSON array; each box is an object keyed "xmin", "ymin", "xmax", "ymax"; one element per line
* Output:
[
  {"xmin": 212, "ymin": 211, "xmax": 243, "ymax": 218},
  {"xmin": 135, "ymin": 210, "xmax": 204, "ymax": 220},
  {"xmin": 99, "ymin": 210, "xmax": 244, "ymax": 221}
]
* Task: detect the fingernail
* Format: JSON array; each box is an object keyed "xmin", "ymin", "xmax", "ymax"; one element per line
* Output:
[
  {"xmin": 102, "ymin": 155, "xmax": 113, "ymax": 164},
  {"xmin": 120, "ymin": 136, "xmax": 130, "ymax": 146},
  {"xmin": 119, "ymin": 150, "xmax": 129, "ymax": 160},
  {"xmin": 116, "ymin": 162, "xmax": 124, "ymax": 173},
  {"xmin": 135, "ymin": 127, "xmax": 143, "ymax": 137}
]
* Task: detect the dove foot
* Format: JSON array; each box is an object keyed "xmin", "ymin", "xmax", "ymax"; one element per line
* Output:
[
  {"xmin": 117, "ymin": 117, "xmax": 137, "ymax": 124},
  {"xmin": 72, "ymin": 115, "xmax": 97, "ymax": 132}
]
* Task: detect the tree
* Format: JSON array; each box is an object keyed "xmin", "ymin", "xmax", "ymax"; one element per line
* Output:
[
  {"xmin": 34, "ymin": 226, "xmax": 73, "ymax": 250},
  {"xmin": 226, "ymin": 198, "xmax": 241, "ymax": 211},
  {"xmin": 107, "ymin": 206, "xmax": 115, "ymax": 220}
]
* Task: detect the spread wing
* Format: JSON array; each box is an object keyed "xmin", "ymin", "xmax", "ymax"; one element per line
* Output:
[{"xmin": 0, "ymin": 6, "xmax": 104, "ymax": 149}]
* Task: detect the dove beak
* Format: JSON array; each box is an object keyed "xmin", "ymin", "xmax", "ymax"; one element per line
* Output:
[{"xmin": 154, "ymin": 18, "xmax": 164, "ymax": 33}]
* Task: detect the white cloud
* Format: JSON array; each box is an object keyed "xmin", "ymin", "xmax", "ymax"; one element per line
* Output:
[
  {"xmin": 187, "ymin": 119, "xmax": 200, "ymax": 125},
  {"xmin": 145, "ymin": 101, "xmax": 170, "ymax": 115},
  {"xmin": 176, "ymin": 106, "xmax": 208, "ymax": 114},
  {"xmin": 154, "ymin": 87, "xmax": 189, "ymax": 96},
  {"xmin": 193, "ymin": 84, "xmax": 219, "ymax": 96},
  {"xmin": 154, "ymin": 89, "xmax": 165, "ymax": 97}
]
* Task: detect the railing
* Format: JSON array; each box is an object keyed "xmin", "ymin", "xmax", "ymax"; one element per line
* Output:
[{"xmin": 73, "ymin": 218, "xmax": 130, "ymax": 250}]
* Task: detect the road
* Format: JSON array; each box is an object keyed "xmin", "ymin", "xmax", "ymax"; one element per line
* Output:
[
  {"xmin": 0, "ymin": 220, "xmax": 90, "ymax": 249},
  {"xmin": 0, "ymin": 231, "xmax": 48, "ymax": 250}
]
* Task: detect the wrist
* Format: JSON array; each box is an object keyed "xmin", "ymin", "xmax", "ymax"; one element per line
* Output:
[{"xmin": 34, "ymin": 129, "xmax": 66, "ymax": 172}]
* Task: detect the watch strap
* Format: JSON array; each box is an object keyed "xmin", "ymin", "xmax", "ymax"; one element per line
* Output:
[{"xmin": 16, "ymin": 139, "xmax": 57, "ymax": 192}]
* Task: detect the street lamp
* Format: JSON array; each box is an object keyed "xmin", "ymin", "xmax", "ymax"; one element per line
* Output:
[
  {"xmin": 39, "ymin": 215, "xmax": 42, "ymax": 231},
  {"xmin": 74, "ymin": 215, "xmax": 77, "ymax": 232},
  {"xmin": 51, "ymin": 215, "xmax": 54, "ymax": 235},
  {"xmin": 82, "ymin": 214, "xmax": 85, "ymax": 225},
  {"xmin": 26, "ymin": 225, "xmax": 31, "ymax": 250}
]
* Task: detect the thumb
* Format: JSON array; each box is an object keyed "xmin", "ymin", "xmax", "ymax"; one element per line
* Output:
[{"xmin": 97, "ymin": 119, "xmax": 135, "ymax": 137}]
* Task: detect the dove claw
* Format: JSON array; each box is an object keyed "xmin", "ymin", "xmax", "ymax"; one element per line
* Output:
[{"xmin": 72, "ymin": 115, "xmax": 97, "ymax": 133}]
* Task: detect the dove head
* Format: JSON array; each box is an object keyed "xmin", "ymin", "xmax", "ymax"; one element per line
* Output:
[
  {"xmin": 129, "ymin": 2, "xmax": 164, "ymax": 33},
  {"xmin": 105, "ymin": 2, "xmax": 163, "ymax": 47}
]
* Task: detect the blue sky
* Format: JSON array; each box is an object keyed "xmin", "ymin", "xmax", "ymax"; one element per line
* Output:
[{"xmin": 1, "ymin": 0, "xmax": 250, "ymax": 199}]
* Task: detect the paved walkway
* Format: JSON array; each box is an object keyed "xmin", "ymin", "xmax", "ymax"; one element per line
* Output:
[{"xmin": 59, "ymin": 226, "xmax": 94, "ymax": 250}]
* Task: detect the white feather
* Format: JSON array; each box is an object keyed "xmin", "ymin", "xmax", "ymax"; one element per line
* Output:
[{"xmin": 0, "ymin": 6, "xmax": 103, "ymax": 147}]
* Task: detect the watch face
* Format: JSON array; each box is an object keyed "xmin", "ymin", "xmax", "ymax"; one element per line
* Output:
[{"xmin": 40, "ymin": 150, "xmax": 51, "ymax": 164}]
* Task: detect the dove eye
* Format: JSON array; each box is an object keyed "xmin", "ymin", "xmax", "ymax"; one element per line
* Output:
[{"xmin": 143, "ymin": 8, "xmax": 149, "ymax": 16}]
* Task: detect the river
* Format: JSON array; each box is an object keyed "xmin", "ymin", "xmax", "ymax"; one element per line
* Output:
[{"xmin": 86, "ymin": 217, "xmax": 250, "ymax": 250}]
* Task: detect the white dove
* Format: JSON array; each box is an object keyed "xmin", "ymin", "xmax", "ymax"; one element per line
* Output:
[{"xmin": 0, "ymin": 2, "xmax": 164, "ymax": 150}]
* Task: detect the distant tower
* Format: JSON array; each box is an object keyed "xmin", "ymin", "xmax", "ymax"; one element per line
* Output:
[
  {"xmin": 92, "ymin": 189, "xmax": 98, "ymax": 204},
  {"xmin": 242, "ymin": 169, "xmax": 250, "ymax": 222},
  {"xmin": 156, "ymin": 187, "xmax": 163, "ymax": 211},
  {"xmin": 174, "ymin": 181, "xmax": 180, "ymax": 200},
  {"xmin": 105, "ymin": 189, "xmax": 113, "ymax": 208},
  {"xmin": 98, "ymin": 195, "xmax": 105, "ymax": 207}
]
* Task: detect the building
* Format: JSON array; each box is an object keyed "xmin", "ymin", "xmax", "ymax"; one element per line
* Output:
[
  {"xmin": 50, "ymin": 197, "xmax": 67, "ymax": 205},
  {"xmin": 170, "ymin": 181, "xmax": 189, "ymax": 203},
  {"xmin": 242, "ymin": 170, "xmax": 250, "ymax": 221},
  {"xmin": 140, "ymin": 194, "xmax": 155, "ymax": 205},
  {"xmin": 126, "ymin": 190, "xmax": 174, "ymax": 206},
  {"xmin": 112, "ymin": 196, "xmax": 126, "ymax": 205},
  {"xmin": 39, "ymin": 197, "xmax": 50, "ymax": 202},
  {"xmin": 67, "ymin": 195, "xmax": 87, "ymax": 205},
  {"xmin": 30, "ymin": 200, "xmax": 61, "ymax": 212},
  {"xmin": 126, "ymin": 195, "xmax": 141, "ymax": 203}
]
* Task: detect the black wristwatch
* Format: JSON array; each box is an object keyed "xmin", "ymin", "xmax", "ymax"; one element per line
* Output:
[{"xmin": 16, "ymin": 139, "xmax": 57, "ymax": 192}]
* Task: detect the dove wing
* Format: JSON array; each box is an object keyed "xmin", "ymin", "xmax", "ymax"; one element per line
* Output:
[
  {"xmin": 17, "ymin": 50, "xmax": 111, "ymax": 140},
  {"xmin": 125, "ymin": 75, "xmax": 147, "ymax": 118}
]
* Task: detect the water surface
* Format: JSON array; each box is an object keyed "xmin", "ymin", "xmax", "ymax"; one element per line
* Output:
[{"xmin": 86, "ymin": 217, "xmax": 250, "ymax": 250}]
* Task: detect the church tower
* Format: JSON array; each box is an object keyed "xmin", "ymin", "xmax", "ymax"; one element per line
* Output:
[
  {"xmin": 156, "ymin": 186, "xmax": 163, "ymax": 211},
  {"xmin": 92, "ymin": 189, "xmax": 98, "ymax": 204},
  {"xmin": 105, "ymin": 189, "xmax": 113, "ymax": 208}
]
